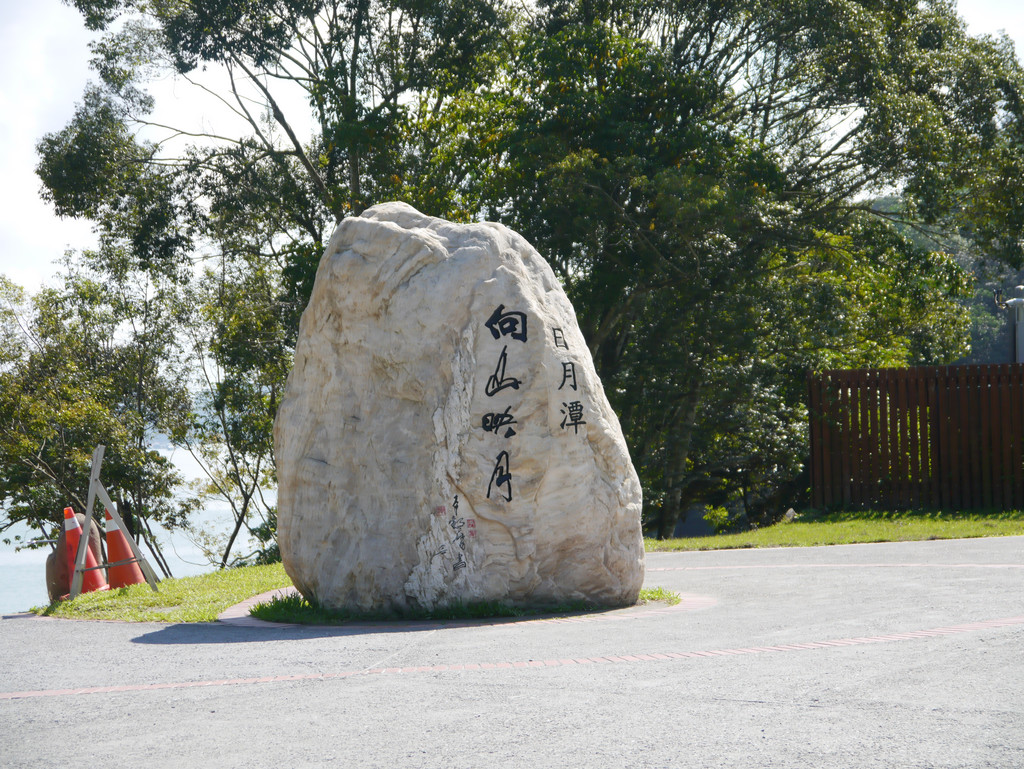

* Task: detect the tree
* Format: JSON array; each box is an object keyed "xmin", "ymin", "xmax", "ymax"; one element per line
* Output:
[
  {"xmin": 35, "ymin": 0, "xmax": 515, "ymax": 563},
  {"xmin": 39, "ymin": 0, "xmax": 1024, "ymax": 542},
  {"xmin": 449, "ymin": 0, "xmax": 1010, "ymax": 534},
  {"xmin": 39, "ymin": 0, "xmax": 517, "ymax": 333},
  {"xmin": 161, "ymin": 253, "xmax": 291, "ymax": 568},
  {"xmin": 54, "ymin": 0, "xmax": 512, "ymax": 231},
  {"xmin": 0, "ymin": 256, "xmax": 196, "ymax": 574}
]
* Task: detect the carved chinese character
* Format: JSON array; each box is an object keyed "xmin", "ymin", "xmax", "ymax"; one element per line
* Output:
[
  {"xmin": 487, "ymin": 450, "xmax": 513, "ymax": 502},
  {"xmin": 485, "ymin": 345, "xmax": 521, "ymax": 396},
  {"xmin": 560, "ymin": 400, "xmax": 587, "ymax": 434},
  {"xmin": 482, "ymin": 405, "xmax": 518, "ymax": 438},
  {"xmin": 552, "ymin": 328, "xmax": 568, "ymax": 349},
  {"xmin": 558, "ymin": 360, "xmax": 578, "ymax": 391},
  {"xmin": 485, "ymin": 305, "xmax": 528, "ymax": 343}
]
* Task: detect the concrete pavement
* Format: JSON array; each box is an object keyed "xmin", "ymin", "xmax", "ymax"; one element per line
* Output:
[{"xmin": 1, "ymin": 536, "xmax": 1022, "ymax": 768}]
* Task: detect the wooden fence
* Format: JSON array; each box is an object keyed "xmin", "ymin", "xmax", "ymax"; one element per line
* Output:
[{"xmin": 807, "ymin": 364, "xmax": 1024, "ymax": 510}]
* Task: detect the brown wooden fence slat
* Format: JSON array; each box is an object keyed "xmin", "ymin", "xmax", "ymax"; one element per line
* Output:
[
  {"xmin": 991, "ymin": 367, "xmax": 1003, "ymax": 509},
  {"xmin": 1011, "ymin": 366, "xmax": 1019, "ymax": 511},
  {"xmin": 821, "ymin": 372, "xmax": 831, "ymax": 507},
  {"xmin": 960, "ymin": 367, "xmax": 973, "ymax": 509},
  {"xmin": 916, "ymin": 372, "xmax": 929, "ymax": 506},
  {"xmin": 908, "ymin": 369, "xmax": 921, "ymax": 508},
  {"xmin": 878, "ymin": 369, "xmax": 891, "ymax": 507},
  {"xmin": 868, "ymin": 370, "xmax": 880, "ymax": 506},
  {"xmin": 962, "ymin": 367, "xmax": 973, "ymax": 509},
  {"xmin": 888, "ymin": 370, "xmax": 900, "ymax": 507},
  {"xmin": 840, "ymin": 377, "xmax": 852, "ymax": 506},
  {"xmin": 937, "ymin": 368, "xmax": 942, "ymax": 511},
  {"xmin": 948, "ymin": 366, "xmax": 962, "ymax": 510},
  {"xmin": 999, "ymin": 370, "xmax": 1012, "ymax": 508},
  {"xmin": 896, "ymin": 369, "xmax": 909, "ymax": 508},
  {"xmin": 993, "ymin": 365, "xmax": 1002, "ymax": 509},
  {"xmin": 858, "ymin": 369, "xmax": 871, "ymax": 506},
  {"xmin": 808, "ymin": 364, "xmax": 1024, "ymax": 511},
  {"xmin": 808, "ymin": 372, "xmax": 823, "ymax": 509},
  {"xmin": 934, "ymin": 369, "xmax": 950, "ymax": 509},
  {"xmin": 849, "ymin": 372, "xmax": 861, "ymax": 507},
  {"xmin": 859, "ymin": 370, "xmax": 870, "ymax": 506},
  {"xmin": 828, "ymin": 373, "xmax": 842, "ymax": 508},
  {"xmin": 979, "ymin": 366, "xmax": 989, "ymax": 508}
]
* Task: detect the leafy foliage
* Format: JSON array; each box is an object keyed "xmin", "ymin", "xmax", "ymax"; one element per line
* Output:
[
  {"xmin": 0, "ymin": 258, "xmax": 195, "ymax": 573},
  {"xmin": 453, "ymin": 0, "xmax": 997, "ymax": 534},
  {"xmin": 161, "ymin": 255, "xmax": 290, "ymax": 568},
  {"xmin": 20, "ymin": 0, "xmax": 1024, "ymax": 553}
]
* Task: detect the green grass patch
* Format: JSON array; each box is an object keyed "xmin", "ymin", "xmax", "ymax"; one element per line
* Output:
[
  {"xmin": 31, "ymin": 508, "xmax": 1021, "ymax": 623},
  {"xmin": 251, "ymin": 586, "xmax": 682, "ymax": 625},
  {"xmin": 34, "ymin": 559, "xmax": 681, "ymax": 625},
  {"xmin": 646, "ymin": 509, "xmax": 1024, "ymax": 551},
  {"xmin": 637, "ymin": 586, "xmax": 681, "ymax": 606},
  {"xmin": 33, "ymin": 562, "xmax": 291, "ymax": 623},
  {"xmin": 250, "ymin": 592, "xmax": 604, "ymax": 624}
]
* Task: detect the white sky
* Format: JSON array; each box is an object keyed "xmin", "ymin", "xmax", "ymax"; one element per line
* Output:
[{"xmin": 1, "ymin": 0, "xmax": 1022, "ymax": 293}]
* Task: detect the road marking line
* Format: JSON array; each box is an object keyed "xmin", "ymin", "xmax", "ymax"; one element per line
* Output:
[
  {"xmin": 4, "ymin": 615, "xmax": 1022, "ymax": 701},
  {"xmin": 647, "ymin": 563, "xmax": 1024, "ymax": 571}
]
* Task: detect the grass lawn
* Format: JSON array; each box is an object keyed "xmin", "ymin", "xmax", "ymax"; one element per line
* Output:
[
  {"xmin": 249, "ymin": 585, "xmax": 681, "ymax": 625},
  {"xmin": 33, "ymin": 509, "xmax": 1024, "ymax": 622},
  {"xmin": 34, "ymin": 562, "xmax": 291, "ymax": 622},
  {"xmin": 646, "ymin": 509, "xmax": 1024, "ymax": 551}
]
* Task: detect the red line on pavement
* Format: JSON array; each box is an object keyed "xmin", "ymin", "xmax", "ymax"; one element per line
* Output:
[
  {"xmin": 4, "ymin": 615, "xmax": 1022, "ymax": 701},
  {"xmin": 647, "ymin": 563, "xmax": 1024, "ymax": 571}
]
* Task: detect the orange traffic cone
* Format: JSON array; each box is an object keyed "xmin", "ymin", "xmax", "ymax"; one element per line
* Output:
[
  {"xmin": 104, "ymin": 509, "xmax": 146, "ymax": 589},
  {"xmin": 63, "ymin": 507, "xmax": 109, "ymax": 595}
]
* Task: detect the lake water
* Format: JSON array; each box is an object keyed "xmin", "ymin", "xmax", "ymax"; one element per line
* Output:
[{"xmin": 0, "ymin": 549, "xmax": 50, "ymax": 614}]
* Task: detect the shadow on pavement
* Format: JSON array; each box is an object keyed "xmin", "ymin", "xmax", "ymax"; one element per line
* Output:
[
  {"xmin": 129, "ymin": 610, "xmax": 603, "ymax": 644},
  {"xmin": 130, "ymin": 619, "xmax": 464, "ymax": 644}
]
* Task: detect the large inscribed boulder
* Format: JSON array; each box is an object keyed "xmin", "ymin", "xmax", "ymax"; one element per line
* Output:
[{"xmin": 274, "ymin": 203, "xmax": 644, "ymax": 611}]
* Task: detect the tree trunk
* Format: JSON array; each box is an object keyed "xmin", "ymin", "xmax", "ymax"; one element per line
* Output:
[
  {"xmin": 219, "ymin": 491, "xmax": 253, "ymax": 569},
  {"xmin": 119, "ymin": 495, "xmax": 136, "ymax": 539},
  {"xmin": 656, "ymin": 379, "xmax": 702, "ymax": 539},
  {"xmin": 138, "ymin": 516, "xmax": 173, "ymax": 578}
]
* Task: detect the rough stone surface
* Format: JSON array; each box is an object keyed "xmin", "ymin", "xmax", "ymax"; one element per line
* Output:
[{"xmin": 274, "ymin": 203, "xmax": 644, "ymax": 611}]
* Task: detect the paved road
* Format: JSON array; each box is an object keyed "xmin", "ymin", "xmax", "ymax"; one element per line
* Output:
[{"xmin": 2, "ymin": 537, "xmax": 1022, "ymax": 768}]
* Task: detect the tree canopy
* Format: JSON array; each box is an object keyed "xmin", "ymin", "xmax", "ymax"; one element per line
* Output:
[
  {"xmin": 0, "ymin": 256, "xmax": 194, "ymax": 573},
  {"xmin": 460, "ymin": 0, "xmax": 1004, "ymax": 532},
  {"xmin": 6, "ymin": 0, "xmax": 1022, "ymax": 546}
]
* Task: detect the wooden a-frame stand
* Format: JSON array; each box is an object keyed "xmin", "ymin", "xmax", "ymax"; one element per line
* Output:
[{"xmin": 70, "ymin": 445, "xmax": 160, "ymax": 598}]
